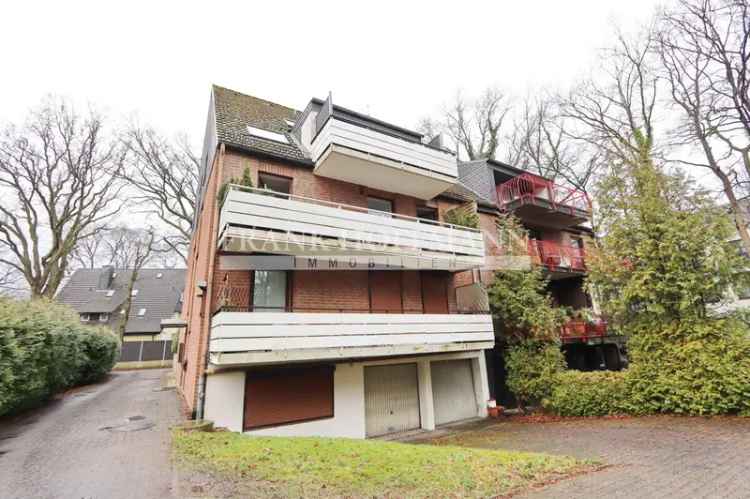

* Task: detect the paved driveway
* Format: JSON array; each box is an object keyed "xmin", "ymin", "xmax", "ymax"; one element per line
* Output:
[
  {"xmin": 426, "ymin": 416, "xmax": 750, "ymax": 498},
  {"xmin": 0, "ymin": 369, "xmax": 180, "ymax": 499}
]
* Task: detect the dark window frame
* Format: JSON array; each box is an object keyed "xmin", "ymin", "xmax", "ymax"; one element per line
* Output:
[
  {"xmin": 258, "ymin": 171, "xmax": 293, "ymax": 195},
  {"xmin": 366, "ymin": 195, "xmax": 393, "ymax": 214}
]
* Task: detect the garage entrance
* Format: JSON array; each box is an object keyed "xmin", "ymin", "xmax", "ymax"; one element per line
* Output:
[
  {"xmin": 431, "ymin": 359, "xmax": 477, "ymax": 426},
  {"xmin": 364, "ymin": 363, "xmax": 420, "ymax": 437}
]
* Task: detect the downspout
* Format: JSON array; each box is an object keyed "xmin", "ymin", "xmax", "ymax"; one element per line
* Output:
[{"xmin": 196, "ymin": 142, "xmax": 226, "ymax": 420}]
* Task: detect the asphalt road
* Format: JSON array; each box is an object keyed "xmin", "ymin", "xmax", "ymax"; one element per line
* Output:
[{"xmin": 0, "ymin": 369, "xmax": 180, "ymax": 499}]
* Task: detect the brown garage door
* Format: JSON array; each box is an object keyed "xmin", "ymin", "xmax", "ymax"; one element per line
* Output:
[{"xmin": 244, "ymin": 366, "xmax": 334, "ymax": 430}]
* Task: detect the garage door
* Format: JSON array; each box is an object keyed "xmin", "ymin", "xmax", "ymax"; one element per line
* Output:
[
  {"xmin": 364, "ymin": 363, "xmax": 420, "ymax": 437},
  {"xmin": 431, "ymin": 359, "xmax": 477, "ymax": 426}
]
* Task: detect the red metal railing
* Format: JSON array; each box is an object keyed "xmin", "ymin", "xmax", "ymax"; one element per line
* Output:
[
  {"xmin": 497, "ymin": 173, "xmax": 591, "ymax": 215},
  {"xmin": 527, "ymin": 240, "xmax": 586, "ymax": 271},
  {"xmin": 560, "ymin": 319, "xmax": 608, "ymax": 340}
]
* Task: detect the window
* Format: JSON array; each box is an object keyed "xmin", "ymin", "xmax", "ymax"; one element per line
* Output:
[
  {"xmin": 156, "ymin": 272, "xmax": 163, "ymax": 279},
  {"xmin": 99, "ymin": 313, "xmax": 109, "ymax": 323},
  {"xmin": 137, "ymin": 308, "xmax": 147, "ymax": 317},
  {"xmin": 258, "ymin": 172, "xmax": 292, "ymax": 195},
  {"xmin": 246, "ymin": 125, "xmax": 289, "ymax": 144},
  {"xmin": 243, "ymin": 366, "xmax": 334, "ymax": 430},
  {"xmin": 106, "ymin": 290, "xmax": 115, "ymax": 297},
  {"xmin": 131, "ymin": 289, "xmax": 139, "ymax": 297},
  {"xmin": 571, "ymin": 237, "xmax": 584, "ymax": 249},
  {"xmin": 367, "ymin": 196, "xmax": 393, "ymax": 216},
  {"xmin": 252, "ymin": 271, "xmax": 287, "ymax": 312},
  {"xmin": 80, "ymin": 313, "xmax": 90, "ymax": 322},
  {"xmin": 417, "ymin": 206, "xmax": 438, "ymax": 221}
]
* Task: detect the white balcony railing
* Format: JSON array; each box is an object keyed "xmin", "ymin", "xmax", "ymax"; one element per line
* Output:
[
  {"xmin": 310, "ymin": 116, "xmax": 458, "ymax": 199},
  {"xmin": 209, "ymin": 312, "xmax": 495, "ymax": 366},
  {"xmin": 218, "ymin": 186, "xmax": 485, "ymax": 270}
]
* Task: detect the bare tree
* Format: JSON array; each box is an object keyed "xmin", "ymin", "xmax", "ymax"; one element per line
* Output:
[
  {"xmin": 109, "ymin": 227, "xmax": 156, "ymax": 339},
  {"xmin": 657, "ymin": 0, "xmax": 750, "ymax": 253},
  {"xmin": 71, "ymin": 225, "xmax": 109, "ymax": 270},
  {"xmin": 561, "ymin": 28, "xmax": 660, "ymax": 170},
  {"xmin": 421, "ymin": 87, "xmax": 512, "ymax": 160},
  {"xmin": 121, "ymin": 126, "xmax": 198, "ymax": 261},
  {"xmin": 0, "ymin": 99, "xmax": 126, "ymax": 298},
  {"xmin": 506, "ymin": 95, "xmax": 603, "ymax": 195}
]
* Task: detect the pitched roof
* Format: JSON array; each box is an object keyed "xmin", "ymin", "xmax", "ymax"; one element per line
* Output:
[
  {"xmin": 212, "ymin": 85, "xmax": 310, "ymax": 164},
  {"xmin": 57, "ymin": 268, "xmax": 185, "ymax": 334}
]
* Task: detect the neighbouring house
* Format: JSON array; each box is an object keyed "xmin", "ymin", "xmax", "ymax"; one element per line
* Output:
[
  {"xmin": 57, "ymin": 267, "xmax": 185, "ymax": 368},
  {"xmin": 456, "ymin": 158, "xmax": 627, "ymax": 399},
  {"xmin": 176, "ymin": 85, "xmax": 495, "ymax": 438}
]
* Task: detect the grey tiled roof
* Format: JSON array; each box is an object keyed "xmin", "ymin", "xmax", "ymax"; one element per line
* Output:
[
  {"xmin": 57, "ymin": 268, "xmax": 185, "ymax": 335},
  {"xmin": 441, "ymin": 181, "xmax": 497, "ymax": 208},
  {"xmin": 212, "ymin": 85, "xmax": 310, "ymax": 164}
]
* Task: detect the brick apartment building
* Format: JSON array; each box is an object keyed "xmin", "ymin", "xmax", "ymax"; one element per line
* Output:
[{"xmin": 175, "ymin": 85, "xmax": 614, "ymax": 438}]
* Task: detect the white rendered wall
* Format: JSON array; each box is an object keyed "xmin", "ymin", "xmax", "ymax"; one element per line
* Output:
[
  {"xmin": 204, "ymin": 370, "xmax": 245, "ymax": 432},
  {"xmin": 204, "ymin": 350, "xmax": 490, "ymax": 439}
]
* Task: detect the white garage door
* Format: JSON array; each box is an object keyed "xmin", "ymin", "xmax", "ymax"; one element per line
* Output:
[
  {"xmin": 431, "ymin": 359, "xmax": 477, "ymax": 426},
  {"xmin": 364, "ymin": 363, "xmax": 420, "ymax": 437}
]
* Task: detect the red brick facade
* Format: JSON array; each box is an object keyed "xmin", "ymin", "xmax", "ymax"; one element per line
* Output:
[{"xmin": 176, "ymin": 147, "xmax": 467, "ymax": 414}]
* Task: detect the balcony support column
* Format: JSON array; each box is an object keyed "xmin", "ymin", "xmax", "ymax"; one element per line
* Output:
[
  {"xmin": 471, "ymin": 353, "xmax": 490, "ymax": 418},
  {"xmin": 417, "ymin": 360, "xmax": 435, "ymax": 431}
]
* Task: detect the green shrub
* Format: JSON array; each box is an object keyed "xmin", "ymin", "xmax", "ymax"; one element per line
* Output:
[
  {"xmin": 0, "ymin": 298, "xmax": 120, "ymax": 416},
  {"xmin": 624, "ymin": 318, "xmax": 750, "ymax": 416},
  {"xmin": 544, "ymin": 371, "xmax": 629, "ymax": 416},
  {"xmin": 217, "ymin": 167, "xmax": 254, "ymax": 205},
  {"xmin": 444, "ymin": 203, "xmax": 480, "ymax": 229},
  {"xmin": 505, "ymin": 340, "xmax": 566, "ymax": 408}
]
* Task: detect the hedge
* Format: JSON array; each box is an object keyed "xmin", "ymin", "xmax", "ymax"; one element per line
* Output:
[
  {"xmin": 541, "ymin": 319, "xmax": 750, "ymax": 417},
  {"xmin": 505, "ymin": 340, "xmax": 566, "ymax": 408},
  {"xmin": 0, "ymin": 298, "xmax": 120, "ymax": 417},
  {"xmin": 543, "ymin": 371, "xmax": 629, "ymax": 417}
]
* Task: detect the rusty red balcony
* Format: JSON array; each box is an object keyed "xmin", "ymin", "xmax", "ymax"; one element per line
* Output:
[
  {"xmin": 497, "ymin": 173, "xmax": 591, "ymax": 228},
  {"xmin": 527, "ymin": 239, "xmax": 586, "ymax": 273},
  {"xmin": 560, "ymin": 319, "xmax": 608, "ymax": 341}
]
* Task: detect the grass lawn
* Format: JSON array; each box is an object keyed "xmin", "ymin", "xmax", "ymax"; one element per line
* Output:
[{"xmin": 173, "ymin": 429, "xmax": 592, "ymax": 498}]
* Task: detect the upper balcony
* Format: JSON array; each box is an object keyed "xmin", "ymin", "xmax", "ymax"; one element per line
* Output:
[
  {"xmin": 218, "ymin": 185, "xmax": 485, "ymax": 270},
  {"xmin": 528, "ymin": 239, "xmax": 586, "ymax": 276},
  {"xmin": 308, "ymin": 97, "xmax": 458, "ymax": 200},
  {"xmin": 497, "ymin": 173, "xmax": 591, "ymax": 229}
]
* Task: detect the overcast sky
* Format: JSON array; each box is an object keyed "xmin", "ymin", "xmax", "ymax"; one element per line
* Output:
[{"xmin": 1, "ymin": 0, "xmax": 663, "ymax": 149}]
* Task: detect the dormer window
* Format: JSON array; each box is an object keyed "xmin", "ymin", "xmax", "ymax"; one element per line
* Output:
[
  {"xmin": 246, "ymin": 125, "xmax": 289, "ymax": 144},
  {"xmin": 131, "ymin": 289, "xmax": 139, "ymax": 297},
  {"xmin": 137, "ymin": 308, "xmax": 147, "ymax": 317},
  {"xmin": 106, "ymin": 290, "xmax": 115, "ymax": 297},
  {"xmin": 156, "ymin": 272, "xmax": 163, "ymax": 279},
  {"xmin": 80, "ymin": 313, "xmax": 90, "ymax": 322}
]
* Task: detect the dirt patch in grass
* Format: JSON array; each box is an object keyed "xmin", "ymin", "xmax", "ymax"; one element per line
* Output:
[{"xmin": 172, "ymin": 429, "xmax": 594, "ymax": 498}]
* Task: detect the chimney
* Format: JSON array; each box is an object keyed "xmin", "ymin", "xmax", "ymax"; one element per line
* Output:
[{"xmin": 98, "ymin": 266, "xmax": 114, "ymax": 290}]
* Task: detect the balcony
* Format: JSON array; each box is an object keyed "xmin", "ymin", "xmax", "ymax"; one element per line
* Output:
[
  {"xmin": 528, "ymin": 240, "xmax": 586, "ymax": 275},
  {"xmin": 497, "ymin": 173, "xmax": 591, "ymax": 228},
  {"xmin": 560, "ymin": 319, "xmax": 608, "ymax": 342},
  {"xmin": 218, "ymin": 186, "xmax": 485, "ymax": 270},
  {"xmin": 208, "ymin": 308, "xmax": 495, "ymax": 367},
  {"xmin": 310, "ymin": 110, "xmax": 457, "ymax": 200}
]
